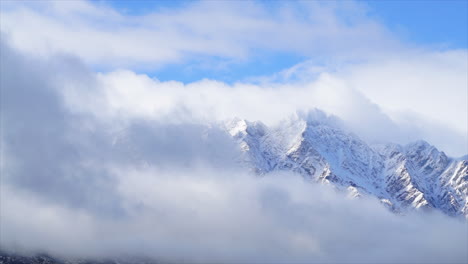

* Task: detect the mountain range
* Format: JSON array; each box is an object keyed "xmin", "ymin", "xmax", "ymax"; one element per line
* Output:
[
  {"xmin": 1, "ymin": 111, "xmax": 466, "ymax": 263},
  {"xmin": 224, "ymin": 111, "xmax": 467, "ymax": 218}
]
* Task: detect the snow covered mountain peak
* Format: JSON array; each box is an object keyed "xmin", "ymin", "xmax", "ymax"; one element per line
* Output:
[
  {"xmin": 225, "ymin": 117, "xmax": 267, "ymax": 138},
  {"xmin": 224, "ymin": 114, "xmax": 468, "ymax": 218}
]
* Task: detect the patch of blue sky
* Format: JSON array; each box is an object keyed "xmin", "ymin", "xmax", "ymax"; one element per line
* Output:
[
  {"xmin": 364, "ymin": 0, "xmax": 467, "ymax": 49},
  {"xmin": 99, "ymin": 0, "xmax": 467, "ymax": 83},
  {"xmin": 145, "ymin": 50, "xmax": 307, "ymax": 84},
  {"xmin": 100, "ymin": 0, "xmax": 191, "ymax": 15},
  {"xmin": 104, "ymin": 0, "xmax": 467, "ymax": 49}
]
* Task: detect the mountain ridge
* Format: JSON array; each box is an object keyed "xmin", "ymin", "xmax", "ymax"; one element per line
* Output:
[{"xmin": 224, "ymin": 112, "xmax": 468, "ymax": 218}]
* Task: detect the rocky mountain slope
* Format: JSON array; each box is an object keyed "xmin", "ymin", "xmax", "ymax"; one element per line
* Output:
[{"xmin": 224, "ymin": 112, "xmax": 468, "ymax": 218}]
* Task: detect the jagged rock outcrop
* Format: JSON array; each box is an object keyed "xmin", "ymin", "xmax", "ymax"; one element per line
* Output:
[{"xmin": 225, "ymin": 112, "xmax": 468, "ymax": 218}]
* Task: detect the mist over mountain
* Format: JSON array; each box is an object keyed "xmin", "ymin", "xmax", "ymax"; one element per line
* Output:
[
  {"xmin": 1, "ymin": 107, "xmax": 467, "ymax": 263},
  {"xmin": 1, "ymin": 1, "xmax": 467, "ymax": 263},
  {"xmin": 225, "ymin": 112, "xmax": 467, "ymax": 218}
]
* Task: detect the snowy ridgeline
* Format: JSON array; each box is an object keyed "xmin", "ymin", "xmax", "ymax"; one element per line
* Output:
[{"xmin": 224, "ymin": 113, "xmax": 468, "ymax": 219}]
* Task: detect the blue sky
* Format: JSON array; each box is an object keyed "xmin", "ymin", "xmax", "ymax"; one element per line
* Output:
[
  {"xmin": 3, "ymin": 0, "xmax": 466, "ymax": 83},
  {"xmin": 0, "ymin": 0, "xmax": 466, "ymax": 156},
  {"xmin": 105, "ymin": 0, "xmax": 468, "ymax": 50},
  {"xmin": 366, "ymin": 0, "xmax": 467, "ymax": 49},
  {"xmin": 98, "ymin": 0, "xmax": 315, "ymax": 83},
  {"xmin": 101, "ymin": 0, "xmax": 467, "ymax": 83}
]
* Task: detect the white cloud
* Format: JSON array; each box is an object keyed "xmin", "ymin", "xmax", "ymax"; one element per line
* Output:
[
  {"xmin": 0, "ymin": 0, "xmax": 400, "ymax": 68},
  {"xmin": 341, "ymin": 49, "xmax": 468, "ymax": 134},
  {"xmin": 0, "ymin": 1, "xmax": 467, "ymax": 262},
  {"xmin": 245, "ymin": 49, "xmax": 468, "ymax": 156},
  {"xmin": 58, "ymin": 62, "xmax": 466, "ymax": 156},
  {"xmin": 2, "ymin": 1, "xmax": 465, "ymax": 156},
  {"xmin": 1, "ymin": 35, "xmax": 467, "ymax": 263},
  {"xmin": 2, "ymin": 168, "xmax": 467, "ymax": 263}
]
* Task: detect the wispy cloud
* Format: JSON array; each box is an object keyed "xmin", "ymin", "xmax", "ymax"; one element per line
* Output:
[
  {"xmin": 0, "ymin": 1, "xmax": 400, "ymax": 69},
  {"xmin": 0, "ymin": 1, "xmax": 467, "ymax": 262}
]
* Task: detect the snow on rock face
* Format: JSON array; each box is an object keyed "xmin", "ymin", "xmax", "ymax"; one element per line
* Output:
[
  {"xmin": 437, "ymin": 159, "xmax": 468, "ymax": 217},
  {"xmin": 224, "ymin": 114, "xmax": 468, "ymax": 219}
]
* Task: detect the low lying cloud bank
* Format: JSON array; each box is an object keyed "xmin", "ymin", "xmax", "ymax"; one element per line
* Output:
[
  {"xmin": 1, "ymin": 37, "xmax": 467, "ymax": 263},
  {"xmin": 2, "ymin": 168, "xmax": 467, "ymax": 264}
]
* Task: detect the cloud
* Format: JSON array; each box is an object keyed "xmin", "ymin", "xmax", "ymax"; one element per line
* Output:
[
  {"xmin": 2, "ymin": 168, "xmax": 467, "ymax": 263},
  {"xmin": 1, "ymin": 36, "xmax": 467, "ymax": 263},
  {"xmin": 0, "ymin": 39, "xmax": 123, "ymax": 215},
  {"xmin": 1, "ymin": 0, "xmax": 465, "ymax": 155},
  {"xmin": 57, "ymin": 60, "xmax": 466, "ymax": 156},
  {"xmin": 0, "ymin": 0, "xmax": 400, "ymax": 69},
  {"xmin": 340, "ymin": 49, "xmax": 468, "ymax": 134},
  {"xmin": 254, "ymin": 49, "xmax": 468, "ymax": 156},
  {"xmin": 0, "ymin": 39, "xmax": 240, "ymax": 214}
]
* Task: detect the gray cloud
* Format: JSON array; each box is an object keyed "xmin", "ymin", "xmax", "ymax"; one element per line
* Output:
[
  {"xmin": 2, "ymin": 170, "xmax": 467, "ymax": 263},
  {"xmin": 1, "ymin": 39, "xmax": 124, "ymax": 216},
  {"xmin": 0, "ymin": 38, "xmax": 240, "ymax": 216},
  {"xmin": 0, "ymin": 35, "xmax": 467, "ymax": 264},
  {"xmin": 2, "ymin": 1, "xmax": 465, "ymax": 156}
]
